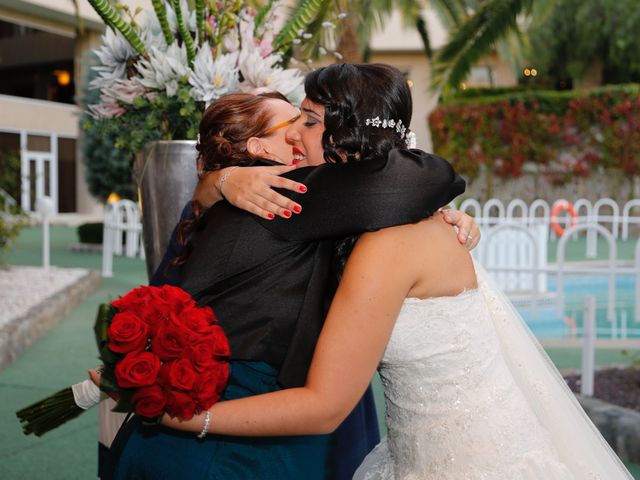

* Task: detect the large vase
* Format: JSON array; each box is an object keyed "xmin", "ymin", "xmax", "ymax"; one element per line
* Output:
[{"xmin": 135, "ymin": 140, "xmax": 198, "ymax": 279}]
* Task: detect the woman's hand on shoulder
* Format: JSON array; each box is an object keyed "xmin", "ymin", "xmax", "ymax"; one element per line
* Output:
[
  {"xmin": 440, "ymin": 209, "xmax": 481, "ymax": 250},
  {"xmin": 193, "ymin": 165, "xmax": 308, "ymax": 220}
]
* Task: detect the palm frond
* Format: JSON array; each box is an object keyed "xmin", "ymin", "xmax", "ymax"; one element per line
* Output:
[
  {"xmin": 416, "ymin": 15, "xmax": 432, "ymax": 58},
  {"xmin": 273, "ymin": 0, "xmax": 333, "ymax": 53},
  {"xmin": 432, "ymin": 0, "xmax": 534, "ymax": 89}
]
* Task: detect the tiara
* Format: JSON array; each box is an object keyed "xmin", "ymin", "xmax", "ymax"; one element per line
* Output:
[{"xmin": 365, "ymin": 117, "xmax": 416, "ymax": 148}]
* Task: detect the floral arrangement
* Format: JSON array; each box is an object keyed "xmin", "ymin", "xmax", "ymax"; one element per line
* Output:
[
  {"xmin": 84, "ymin": 0, "xmax": 344, "ymax": 152},
  {"xmin": 17, "ymin": 285, "xmax": 229, "ymax": 435}
]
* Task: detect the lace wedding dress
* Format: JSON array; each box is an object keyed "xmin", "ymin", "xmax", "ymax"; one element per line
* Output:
[{"xmin": 354, "ymin": 265, "xmax": 632, "ymax": 480}]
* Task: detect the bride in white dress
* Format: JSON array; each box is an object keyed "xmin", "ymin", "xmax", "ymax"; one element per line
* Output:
[
  {"xmin": 161, "ymin": 63, "xmax": 631, "ymax": 478},
  {"xmin": 166, "ymin": 212, "xmax": 632, "ymax": 479}
]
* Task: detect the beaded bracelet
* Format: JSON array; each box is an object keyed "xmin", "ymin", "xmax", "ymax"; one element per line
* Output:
[
  {"xmin": 197, "ymin": 410, "xmax": 211, "ymax": 439},
  {"xmin": 216, "ymin": 166, "xmax": 239, "ymax": 197}
]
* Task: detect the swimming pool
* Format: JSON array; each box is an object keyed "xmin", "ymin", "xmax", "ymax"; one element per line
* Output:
[{"xmin": 519, "ymin": 276, "xmax": 637, "ymax": 339}]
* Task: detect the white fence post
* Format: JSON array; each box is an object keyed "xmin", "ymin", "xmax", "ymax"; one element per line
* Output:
[
  {"xmin": 556, "ymin": 224, "xmax": 617, "ymax": 322},
  {"xmin": 581, "ymin": 295, "xmax": 596, "ymax": 397}
]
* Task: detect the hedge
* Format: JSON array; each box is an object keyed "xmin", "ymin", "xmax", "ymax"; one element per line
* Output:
[{"xmin": 429, "ymin": 84, "xmax": 640, "ymax": 183}]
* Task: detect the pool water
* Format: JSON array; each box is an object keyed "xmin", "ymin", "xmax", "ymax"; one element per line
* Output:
[{"xmin": 519, "ymin": 276, "xmax": 637, "ymax": 339}]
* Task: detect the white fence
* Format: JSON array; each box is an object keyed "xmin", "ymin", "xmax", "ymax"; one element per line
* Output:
[
  {"xmin": 453, "ymin": 198, "xmax": 640, "ymax": 342},
  {"xmin": 101, "ymin": 199, "xmax": 144, "ymax": 277}
]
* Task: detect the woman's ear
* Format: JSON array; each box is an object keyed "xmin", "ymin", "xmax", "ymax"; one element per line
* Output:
[{"xmin": 246, "ymin": 137, "xmax": 266, "ymax": 157}]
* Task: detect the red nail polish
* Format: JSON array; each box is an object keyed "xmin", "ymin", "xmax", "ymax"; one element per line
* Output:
[
  {"xmin": 298, "ymin": 185, "xmax": 307, "ymax": 193},
  {"xmin": 267, "ymin": 213, "xmax": 275, "ymax": 219},
  {"xmin": 292, "ymin": 205, "xmax": 301, "ymax": 213},
  {"xmin": 283, "ymin": 210, "xmax": 292, "ymax": 218}
]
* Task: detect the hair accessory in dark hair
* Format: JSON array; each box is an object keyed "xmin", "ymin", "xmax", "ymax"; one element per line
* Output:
[{"xmin": 364, "ymin": 117, "xmax": 417, "ymax": 148}]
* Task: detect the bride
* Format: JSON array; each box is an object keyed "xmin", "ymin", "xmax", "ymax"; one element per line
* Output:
[{"xmin": 163, "ymin": 63, "xmax": 633, "ymax": 479}]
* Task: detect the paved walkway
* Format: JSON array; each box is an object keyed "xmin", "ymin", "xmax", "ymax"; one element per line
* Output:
[{"xmin": 1, "ymin": 226, "xmax": 639, "ymax": 478}]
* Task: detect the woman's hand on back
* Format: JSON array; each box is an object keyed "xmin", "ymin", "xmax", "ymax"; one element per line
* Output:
[
  {"xmin": 440, "ymin": 209, "xmax": 481, "ymax": 250},
  {"xmin": 193, "ymin": 165, "xmax": 308, "ymax": 220}
]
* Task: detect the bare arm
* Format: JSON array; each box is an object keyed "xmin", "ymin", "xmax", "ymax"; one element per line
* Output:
[
  {"xmin": 193, "ymin": 165, "xmax": 307, "ymax": 220},
  {"xmin": 163, "ymin": 226, "xmax": 419, "ymax": 436}
]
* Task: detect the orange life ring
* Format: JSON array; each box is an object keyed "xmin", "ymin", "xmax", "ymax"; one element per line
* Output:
[{"xmin": 551, "ymin": 201, "xmax": 578, "ymax": 236}]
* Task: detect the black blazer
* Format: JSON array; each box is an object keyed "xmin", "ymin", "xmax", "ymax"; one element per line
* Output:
[{"xmin": 179, "ymin": 149, "xmax": 465, "ymax": 387}]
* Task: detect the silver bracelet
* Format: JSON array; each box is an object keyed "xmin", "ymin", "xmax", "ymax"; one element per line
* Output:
[
  {"xmin": 197, "ymin": 410, "xmax": 211, "ymax": 439},
  {"xmin": 216, "ymin": 166, "xmax": 239, "ymax": 197}
]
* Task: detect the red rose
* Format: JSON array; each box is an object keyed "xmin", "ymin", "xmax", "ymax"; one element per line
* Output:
[
  {"xmin": 165, "ymin": 389, "xmax": 197, "ymax": 420},
  {"xmin": 112, "ymin": 286, "xmax": 169, "ymax": 331},
  {"xmin": 166, "ymin": 358, "xmax": 197, "ymax": 391},
  {"xmin": 111, "ymin": 286, "xmax": 148, "ymax": 312},
  {"xmin": 192, "ymin": 363, "xmax": 229, "ymax": 409},
  {"xmin": 107, "ymin": 312, "xmax": 149, "ymax": 354},
  {"xmin": 132, "ymin": 384, "xmax": 166, "ymax": 418},
  {"xmin": 199, "ymin": 324, "xmax": 231, "ymax": 357},
  {"xmin": 171, "ymin": 307, "xmax": 214, "ymax": 337},
  {"xmin": 189, "ymin": 342, "xmax": 218, "ymax": 372},
  {"xmin": 154, "ymin": 285, "xmax": 195, "ymax": 315},
  {"xmin": 115, "ymin": 351, "xmax": 161, "ymax": 388},
  {"xmin": 151, "ymin": 326, "xmax": 187, "ymax": 361}
]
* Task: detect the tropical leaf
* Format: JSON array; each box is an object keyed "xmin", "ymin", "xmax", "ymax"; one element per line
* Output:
[
  {"xmin": 273, "ymin": 0, "xmax": 333, "ymax": 52},
  {"xmin": 151, "ymin": 0, "xmax": 173, "ymax": 46},
  {"xmin": 170, "ymin": 0, "xmax": 196, "ymax": 66},
  {"xmin": 87, "ymin": 0, "xmax": 147, "ymax": 55},
  {"xmin": 254, "ymin": 0, "xmax": 277, "ymax": 30},
  {"xmin": 432, "ymin": 0, "xmax": 534, "ymax": 89},
  {"xmin": 195, "ymin": 0, "xmax": 205, "ymax": 45}
]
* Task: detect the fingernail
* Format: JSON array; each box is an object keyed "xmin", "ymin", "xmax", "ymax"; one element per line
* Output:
[
  {"xmin": 292, "ymin": 205, "xmax": 302, "ymax": 213},
  {"xmin": 283, "ymin": 210, "xmax": 292, "ymax": 218},
  {"xmin": 460, "ymin": 235, "xmax": 467, "ymax": 242},
  {"xmin": 298, "ymin": 185, "xmax": 307, "ymax": 193},
  {"xmin": 267, "ymin": 213, "xmax": 275, "ymax": 219},
  {"xmin": 445, "ymin": 215, "xmax": 453, "ymax": 222}
]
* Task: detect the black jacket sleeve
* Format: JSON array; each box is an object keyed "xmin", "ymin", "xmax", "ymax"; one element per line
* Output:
[{"xmin": 256, "ymin": 148, "xmax": 465, "ymax": 240}]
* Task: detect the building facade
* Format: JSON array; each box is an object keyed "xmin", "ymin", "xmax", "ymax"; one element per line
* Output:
[
  {"xmin": 0, "ymin": 1, "xmax": 516, "ymax": 217},
  {"xmin": 0, "ymin": 0, "xmax": 145, "ymax": 217}
]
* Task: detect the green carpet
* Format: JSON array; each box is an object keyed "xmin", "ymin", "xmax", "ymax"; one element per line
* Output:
[
  {"xmin": 1, "ymin": 226, "xmax": 639, "ymax": 478},
  {"xmin": 1, "ymin": 226, "xmax": 146, "ymax": 479}
]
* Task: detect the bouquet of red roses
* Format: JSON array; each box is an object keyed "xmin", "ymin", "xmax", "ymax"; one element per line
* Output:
[
  {"xmin": 98, "ymin": 284, "xmax": 230, "ymax": 420},
  {"xmin": 17, "ymin": 285, "xmax": 229, "ymax": 435}
]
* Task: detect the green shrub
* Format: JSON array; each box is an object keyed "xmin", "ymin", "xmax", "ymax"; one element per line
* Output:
[
  {"xmin": 77, "ymin": 222, "xmax": 104, "ymax": 244},
  {"xmin": 0, "ymin": 213, "xmax": 27, "ymax": 265},
  {"xmin": 429, "ymin": 84, "xmax": 640, "ymax": 183}
]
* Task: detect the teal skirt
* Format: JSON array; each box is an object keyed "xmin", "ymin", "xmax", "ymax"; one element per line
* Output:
[{"xmin": 109, "ymin": 361, "xmax": 330, "ymax": 480}]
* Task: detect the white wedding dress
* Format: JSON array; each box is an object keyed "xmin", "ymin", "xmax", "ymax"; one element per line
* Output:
[{"xmin": 354, "ymin": 265, "xmax": 632, "ymax": 480}]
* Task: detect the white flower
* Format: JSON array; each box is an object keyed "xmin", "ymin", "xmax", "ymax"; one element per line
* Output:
[
  {"xmin": 405, "ymin": 131, "xmax": 417, "ymax": 149},
  {"xmin": 223, "ymin": 28, "xmax": 240, "ymax": 52},
  {"xmin": 87, "ymin": 100, "xmax": 126, "ymax": 119},
  {"xmin": 238, "ymin": 51, "xmax": 304, "ymax": 101},
  {"xmin": 102, "ymin": 78, "xmax": 148, "ymax": 105},
  {"xmin": 90, "ymin": 29, "xmax": 137, "ymax": 90},
  {"xmin": 189, "ymin": 47, "xmax": 239, "ymax": 105},
  {"xmin": 136, "ymin": 42, "xmax": 189, "ymax": 96}
]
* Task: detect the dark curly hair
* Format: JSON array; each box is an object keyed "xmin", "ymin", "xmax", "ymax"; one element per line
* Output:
[
  {"xmin": 304, "ymin": 63, "xmax": 412, "ymax": 164},
  {"xmin": 304, "ymin": 63, "xmax": 414, "ymax": 274},
  {"xmin": 172, "ymin": 91, "xmax": 292, "ymax": 267}
]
